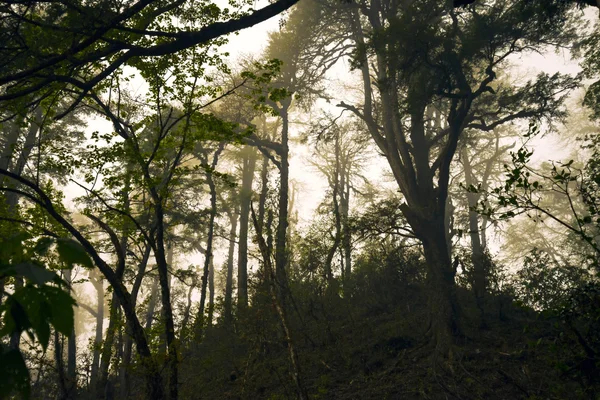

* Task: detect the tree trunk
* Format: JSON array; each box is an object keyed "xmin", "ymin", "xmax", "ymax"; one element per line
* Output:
[
  {"xmin": 251, "ymin": 208, "xmax": 308, "ymax": 400},
  {"xmin": 325, "ymin": 132, "xmax": 342, "ymax": 283},
  {"xmin": 145, "ymin": 276, "xmax": 159, "ymax": 331},
  {"xmin": 237, "ymin": 147, "xmax": 257, "ymax": 310},
  {"xmin": 64, "ymin": 269, "xmax": 77, "ymax": 398},
  {"xmin": 409, "ymin": 210, "xmax": 459, "ymax": 356},
  {"xmin": 275, "ymin": 103, "xmax": 291, "ymax": 292},
  {"xmin": 89, "ymin": 270, "xmax": 104, "ymax": 396},
  {"xmin": 179, "ymin": 266, "xmax": 196, "ymax": 340},
  {"xmin": 98, "ymin": 294, "xmax": 119, "ymax": 399},
  {"xmin": 342, "ymin": 174, "xmax": 352, "ymax": 278},
  {"xmin": 196, "ymin": 148, "xmax": 221, "ymax": 341},
  {"xmin": 224, "ymin": 206, "xmax": 238, "ymax": 325},
  {"xmin": 462, "ymin": 147, "xmax": 486, "ymax": 322},
  {"xmin": 208, "ymin": 257, "xmax": 215, "ymax": 329},
  {"xmin": 153, "ymin": 218, "xmax": 178, "ymax": 400},
  {"xmin": 55, "ymin": 330, "xmax": 69, "ymax": 400},
  {"xmin": 257, "ymin": 153, "xmax": 269, "ymax": 230},
  {"xmin": 119, "ymin": 243, "xmax": 151, "ymax": 398}
]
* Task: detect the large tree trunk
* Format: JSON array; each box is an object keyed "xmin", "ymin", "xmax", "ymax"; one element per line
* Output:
[
  {"xmin": 422, "ymin": 222, "xmax": 459, "ymax": 356},
  {"xmin": 224, "ymin": 206, "xmax": 238, "ymax": 325},
  {"xmin": 237, "ymin": 147, "xmax": 257, "ymax": 310},
  {"xmin": 406, "ymin": 207, "xmax": 459, "ymax": 356}
]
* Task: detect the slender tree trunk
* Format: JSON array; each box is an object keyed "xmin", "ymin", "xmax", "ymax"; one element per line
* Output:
[
  {"xmin": 64, "ymin": 269, "xmax": 77, "ymax": 398},
  {"xmin": 0, "ymin": 117, "xmax": 22, "ymax": 171},
  {"xmin": 89, "ymin": 270, "xmax": 104, "ymax": 396},
  {"xmin": 152, "ymin": 215, "xmax": 178, "ymax": 400},
  {"xmin": 145, "ymin": 276, "xmax": 159, "ymax": 331},
  {"xmin": 207, "ymin": 257, "xmax": 215, "ymax": 328},
  {"xmin": 462, "ymin": 147, "xmax": 486, "ymax": 322},
  {"xmin": 237, "ymin": 147, "xmax": 257, "ymax": 310},
  {"xmin": 98, "ymin": 294, "xmax": 119, "ymax": 399},
  {"xmin": 179, "ymin": 266, "xmax": 196, "ymax": 339},
  {"xmin": 325, "ymin": 132, "xmax": 341, "ymax": 283},
  {"xmin": 258, "ymin": 153, "xmax": 269, "ymax": 230},
  {"xmin": 119, "ymin": 244, "xmax": 151, "ymax": 398},
  {"xmin": 341, "ymin": 169, "xmax": 352, "ymax": 278},
  {"xmin": 224, "ymin": 206, "xmax": 238, "ymax": 325},
  {"xmin": 251, "ymin": 208, "xmax": 308, "ymax": 400},
  {"xmin": 196, "ymin": 147, "xmax": 222, "ymax": 340},
  {"xmin": 55, "ymin": 330, "xmax": 69, "ymax": 400},
  {"xmin": 275, "ymin": 103, "xmax": 291, "ymax": 293}
]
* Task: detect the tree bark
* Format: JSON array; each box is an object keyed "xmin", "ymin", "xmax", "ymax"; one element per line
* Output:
[
  {"xmin": 153, "ymin": 216, "xmax": 178, "ymax": 400},
  {"xmin": 251, "ymin": 208, "xmax": 308, "ymax": 400},
  {"xmin": 145, "ymin": 275, "xmax": 160, "ymax": 331},
  {"xmin": 55, "ymin": 331, "xmax": 69, "ymax": 400},
  {"xmin": 196, "ymin": 144, "xmax": 224, "ymax": 340},
  {"xmin": 413, "ymin": 212, "xmax": 460, "ymax": 356},
  {"xmin": 119, "ymin": 243, "xmax": 152, "ymax": 398},
  {"xmin": 340, "ymin": 145, "xmax": 352, "ymax": 279},
  {"xmin": 237, "ymin": 147, "xmax": 257, "ymax": 310},
  {"xmin": 89, "ymin": 269, "xmax": 104, "ymax": 396},
  {"xmin": 275, "ymin": 102, "xmax": 291, "ymax": 293},
  {"xmin": 224, "ymin": 205, "xmax": 238, "ymax": 325},
  {"xmin": 98, "ymin": 294, "xmax": 119, "ymax": 399},
  {"xmin": 208, "ymin": 257, "xmax": 215, "ymax": 328},
  {"xmin": 64, "ymin": 269, "xmax": 77, "ymax": 398},
  {"xmin": 461, "ymin": 147, "xmax": 487, "ymax": 323}
]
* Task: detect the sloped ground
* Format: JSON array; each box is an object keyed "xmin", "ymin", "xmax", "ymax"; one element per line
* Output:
[{"xmin": 177, "ymin": 279, "xmax": 597, "ymax": 400}]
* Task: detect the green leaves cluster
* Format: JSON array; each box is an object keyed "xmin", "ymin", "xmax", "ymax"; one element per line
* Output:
[{"xmin": 0, "ymin": 232, "xmax": 92, "ymax": 399}]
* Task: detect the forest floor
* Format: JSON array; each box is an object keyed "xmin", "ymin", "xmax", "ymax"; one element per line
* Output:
[{"xmin": 173, "ymin": 279, "xmax": 596, "ymax": 400}]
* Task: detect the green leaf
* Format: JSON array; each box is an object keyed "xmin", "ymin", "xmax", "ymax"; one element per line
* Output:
[
  {"xmin": 0, "ymin": 231, "xmax": 32, "ymax": 263},
  {"xmin": 0, "ymin": 345, "xmax": 31, "ymax": 399},
  {"xmin": 56, "ymin": 238, "xmax": 93, "ymax": 268},
  {"xmin": 12, "ymin": 263, "xmax": 58, "ymax": 285},
  {"xmin": 43, "ymin": 286, "xmax": 76, "ymax": 336},
  {"xmin": 33, "ymin": 237, "xmax": 54, "ymax": 256}
]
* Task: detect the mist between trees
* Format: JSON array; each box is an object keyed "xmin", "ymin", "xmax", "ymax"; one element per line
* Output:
[{"xmin": 1, "ymin": 0, "xmax": 600, "ymax": 399}]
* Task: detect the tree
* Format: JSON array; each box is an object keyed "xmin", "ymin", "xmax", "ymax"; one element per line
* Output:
[
  {"xmin": 308, "ymin": 118, "xmax": 371, "ymax": 282},
  {"xmin": 337, "ymin": 0, "xmax": 580, "ymax": 353},
  {"xmin": 457, "ymin": 126, "xmax": 515, "ymax": 322}
]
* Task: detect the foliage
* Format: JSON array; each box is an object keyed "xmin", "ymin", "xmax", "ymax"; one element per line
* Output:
[{"xmin": 0, "ymin": 230, "xmax": 89, "ymax": 398}]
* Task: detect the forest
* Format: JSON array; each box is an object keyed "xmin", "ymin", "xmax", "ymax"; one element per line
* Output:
[{"xmin": 0, "ymin": 0, "xmax": 599, "ymax": 398}]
